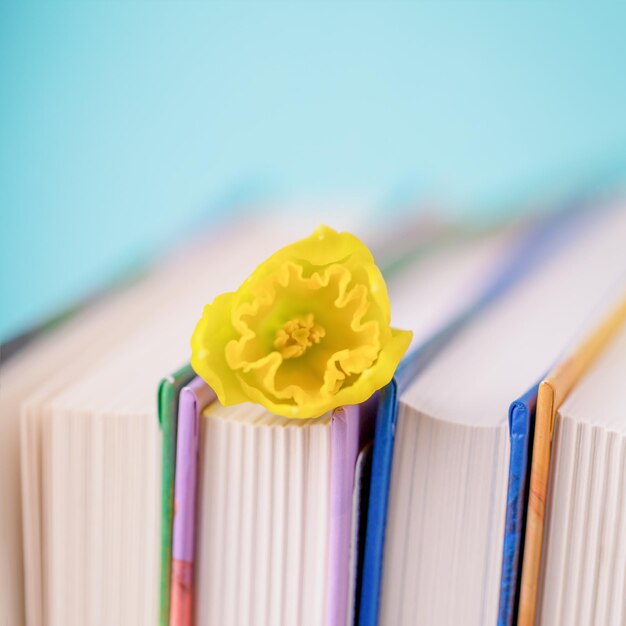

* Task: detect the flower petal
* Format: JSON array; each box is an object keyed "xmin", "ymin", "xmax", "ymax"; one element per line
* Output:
[{"xmin": 190, "ymin": 292, "xmax": 249, "ymax": 406}]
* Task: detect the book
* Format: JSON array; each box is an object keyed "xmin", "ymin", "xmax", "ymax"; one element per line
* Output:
[
  {"xmin": 6, "ymin": 251, "xmax": 200, "ymax": 626},
  {"xmin": 187, "ymin": 397, "xmax": 378, "ymax": 626},
  {"xmin": 533, "ymin": 298, "xmax": 626, "ymax": 625},
  {"xmin": 359, "ymin": 197, "xmax": 626, "ymax": 626},
  {"xmin": 158, "ymin": 365, "xmax": 195, "ymax": 626},
  {"xmin": 497, "ymin": 381, "xmax": 539, "ymax": 626},
  {"xmin": 170, "ymin": 377, "xmax": 215, "ymax": 626},
  {"xmin": 518, "ymin": 293, "xmax": 626, "ymax": 626}
]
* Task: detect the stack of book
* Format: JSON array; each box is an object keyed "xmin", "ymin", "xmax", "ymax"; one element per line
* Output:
[{"xmin": 2, "ymin": 194, "xmax": 626, "ymax": 626}]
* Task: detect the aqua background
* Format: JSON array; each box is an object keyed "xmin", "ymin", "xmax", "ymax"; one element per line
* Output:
[{"xmin": 2, "ymin": 1, "xmax": 626, "ymax": 341}]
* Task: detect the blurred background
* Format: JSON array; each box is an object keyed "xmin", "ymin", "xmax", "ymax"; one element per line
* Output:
[{"xmin": 2, "ymin": 1, "xmax": 626, "ymax": 343}]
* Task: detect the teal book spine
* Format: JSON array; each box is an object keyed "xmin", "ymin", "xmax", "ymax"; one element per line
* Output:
[{"xmin": 158, "ymin": 364, "xmax": 195, "ymax": 626}]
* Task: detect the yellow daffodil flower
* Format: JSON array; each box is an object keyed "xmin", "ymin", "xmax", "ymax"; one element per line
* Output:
[{"xmin": 191, "ymin": 225, "xmax": 412, "ymax": 418}]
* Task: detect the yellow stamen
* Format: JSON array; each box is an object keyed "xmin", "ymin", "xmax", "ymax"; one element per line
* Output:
[{"xmin": 274, "ymin": 313, "xmax": 325, "ymax": 359}]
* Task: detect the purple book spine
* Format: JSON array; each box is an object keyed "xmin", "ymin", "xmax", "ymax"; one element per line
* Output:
[
  {"xmin": 170, "ymin": 378, "xmax": 214, "ymax": 626},
  {"xmin": 327, "ymin": 404, "xmax": 363, "ymax": 626}
]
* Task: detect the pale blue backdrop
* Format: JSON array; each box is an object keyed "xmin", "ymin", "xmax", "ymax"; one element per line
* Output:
[{"xmin": 2, "ymin": 2, "xmax": 626, "ymax": 341}]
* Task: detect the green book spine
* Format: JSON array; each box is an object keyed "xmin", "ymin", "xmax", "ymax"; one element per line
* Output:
[{"xmin": 158, "ymin": 364, "xmax": 195, "ymax": 626}]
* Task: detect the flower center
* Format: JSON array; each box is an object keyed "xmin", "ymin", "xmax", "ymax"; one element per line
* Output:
[{"xmin": 274, "ymin": 313, "xmax": 325, "ymax": 359}]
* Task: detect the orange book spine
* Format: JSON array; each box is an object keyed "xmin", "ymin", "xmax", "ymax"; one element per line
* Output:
[{"xmin": 518, "ymin": 295, "xmax": 626, "ymax": 625}]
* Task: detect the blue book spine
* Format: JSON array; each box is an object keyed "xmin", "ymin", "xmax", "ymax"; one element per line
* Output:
[
  {"xmin": 358, "ymin": 381, "xmax": 398, "ymax": 626},
  {"xmin": 497, "ymin": 383, "xmax": 539, "ymax": 626}
]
